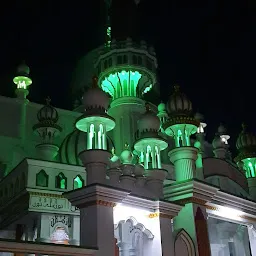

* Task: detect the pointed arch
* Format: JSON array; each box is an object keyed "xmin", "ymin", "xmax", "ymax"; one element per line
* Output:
[
  {"xmin": 36, "ymin": 169, "xmax": 49, "ymax": 187},
  {"xmin": 73, "ymin": 175, "xmax": 84, "ymax": 189},
  {"xmin": 56, "ymin": 172, "xmax": 67, "ymax": 189},
  {"xmin": 174, "ymin": 229, "xmax": 195, "ymax": 256}
]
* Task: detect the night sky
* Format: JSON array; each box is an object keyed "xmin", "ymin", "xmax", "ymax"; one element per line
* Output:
[{"xmin": 0, "ymin": 0, "xmax": 255, "ymax": 152}]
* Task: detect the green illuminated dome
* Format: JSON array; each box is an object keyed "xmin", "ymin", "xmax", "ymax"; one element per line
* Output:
[
  {"xmin": 157, "ymin": 102, "xmax": 166, "ymax": 112},
  {"xmin": 59, "ymin": 130, "xmax": 114, "ymax": 166},
  {"xmin": 166, "ymin": 85, "xmax": 193, "ymax": 116}
]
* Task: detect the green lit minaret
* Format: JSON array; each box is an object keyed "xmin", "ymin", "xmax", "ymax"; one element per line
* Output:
[
  {"xmin": 163, "ymin": 85, "xmax": 200, "ymax": 182},
  {"xmin": 95, "ymin": 0, "xmax": 157, "ymax": 154},
  {"xmin": 13, "ymin": 62, "xmax": 32, "ymax": 99},
  {"xmin": 235, "ymin": 124, "xmax": 256, "ymax": 200}
]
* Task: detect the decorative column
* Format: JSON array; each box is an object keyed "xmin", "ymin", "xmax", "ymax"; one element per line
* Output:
[
  {"xmin": 163, "ymin": 85, "xmax": 200, "ymax": 182},
  {"xmin": 134, "ymin": 104, "xmax": 168, "ymax": 198},
  {"xmin": 75, "ymin": 76, "xmax": 115, "ymax": 185},
  {"xmin": 119, "ymin": 144, "xmax": 136, "ymax": 190},
  {"xmin": 33, "ymin": 97, "xmax": 62, "ymax": 161},
  {"xmin": 235, "ymin": 124, "xmax": 256, "ymax": 201},
  {"xmin": 64, "ymin": 184, "xmax": 129, "ymax": 256}
]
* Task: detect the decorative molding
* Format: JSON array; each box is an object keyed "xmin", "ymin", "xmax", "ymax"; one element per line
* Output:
[
  {"xmin": 81, "ymin": 200, "xmax": 116, "ymax": 208},
  {"xmin": 176, "ymin": 197, "xmax": 207, "ymax": 206},
  {"xmin": 148, "ymin": 212, "xmax": 174, "ymax": 219},
  {"xmin": 29, "ymin": 191, "xmax": 63, "ymax": 198},
  {"xmin": 0, "ymin": 239, "xmax": 96, "ymax": 256}
]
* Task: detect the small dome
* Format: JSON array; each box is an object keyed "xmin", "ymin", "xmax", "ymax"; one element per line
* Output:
[
  {"xmin": 17, "ymin": 62, "xmax": 30, "ymax": 76},
  {"xmin": 157, "ymin": 102, "xmax": 166, "ymax": 112},
  {"xmin": 195, "ymin": 112, "xmax": 204, "ymax": 122},
  {"xmin": 138, "ymin": 103, "xmax": 160, "ymax": 133},
  {"xmin": 120, "ymin": 150, "xmax": 133, "ymax": 164},
  {"xmin": 59, "ymin": 130, "xmax": 114, "ymax": 165},
  {"xmin": 37, "ymin": 97, "xmax": 58, "ymax": 123},
  {"xmin": 82, "ymin": 76, "xmax": 110, "ymax": 111},
  {"xmin": 218, "ymin": 124, "xmax": 227, "ymax": 135},
  {"xmin": 166, "ymin": 85, "xmax": 193, "ymax": 116},
  {"xmin": 236, "ymin": 124, "xmax": 256, "ymax": 150},
  {"xmin": 212, "ymin": 135, "xmax": 227, "ymax": 149}
]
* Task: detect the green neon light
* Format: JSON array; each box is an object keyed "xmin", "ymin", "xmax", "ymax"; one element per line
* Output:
[
  {"xmin": 243, "ymin": 158, "xmax": 256, "ymax": 178},
  {"xmin": 101, "ymin": 70, "xmax": 142, "ymax": 99},
  {"xmin": 13, "ymin": 76, "xmax": 32, "ymax": 90},
  {"xmin": 142, "ymin": 84, "xmax": 152, "ymax": 95}
]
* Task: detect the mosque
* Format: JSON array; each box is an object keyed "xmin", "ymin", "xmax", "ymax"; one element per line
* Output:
[{"xmin": 0, "ymin": 1, "xmax": 256, "ymax": 256}]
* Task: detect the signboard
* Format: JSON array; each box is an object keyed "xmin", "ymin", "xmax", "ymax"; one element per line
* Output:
[{"xmin": 29, "ymin": 195, "xmax": 79, "ymax": 213}]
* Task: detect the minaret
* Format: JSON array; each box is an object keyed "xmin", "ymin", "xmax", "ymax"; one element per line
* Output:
[
  {"xmin": 212, "ymin": 124, "xmax": 230, "ymax": 159},
  {"xmin": 163, "ymin": 85, "xmax": 200, "ymax": 182},
  {"xmin": 10, "ymin": 63, "xmax": 32, "ymax": 169},
  {"xmin": 95, "ymin": 0, "xmax": 157, "ymax": 155},
  {"xmin": 13, "ymin": 62, "xmax": 32, "ymax": 100},
  {"xmin": 13, "ymin": 62, "xmax": 32, "ymax": 142},
  {"xmin": 33, "ymin": 97, "xmax": 62, "ymax": 161},
  {"xmin": 75, "ymin": 76, "xmax": 115, "ymax": 185},
  {"xmin": 134, "ymin": 103, "xmax": 168, "ymax": 198},
  {"xmin": 235, "ymin": 124, "xmax": 256, "ymax": 201}
]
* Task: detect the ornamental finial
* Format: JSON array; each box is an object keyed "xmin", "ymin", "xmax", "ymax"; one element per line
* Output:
[
  {"xmin": 92, "ymin": 76, "xmax": 98, "ymax": 88},
  {"xmin": 145, "ymin": 102, "xmax": 150, "ymax": 112},
  {"xmin": 242, "ymin": 123, "xmax": 247, "ymax": 132},
  {"xmin": 46, "ymin": 96, "xmax": 51, "ymax": 105},
  {"xmin": 124, "ymin": 143, "xmax": 129, "ymax": 150},
  {"xmin": 174, "ymin": 84, "xmax": 180, "ymax": 92}
]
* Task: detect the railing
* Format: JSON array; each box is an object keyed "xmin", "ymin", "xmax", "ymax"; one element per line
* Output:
[{"xmin": 0, "ymin": 239, "xmax": 97, "ymax": 256}]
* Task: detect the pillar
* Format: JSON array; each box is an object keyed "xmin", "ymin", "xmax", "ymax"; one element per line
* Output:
[
  {"xmin": 159, "ymin": 215, "xmax": 175, "ymax": 256},
  {"xmin": 65, "ymin": 184, "xmax": 129, "ymax": 256},
  {"xmin": 168, "ymin": 147, "xmax": 198, "ymax": 182}
]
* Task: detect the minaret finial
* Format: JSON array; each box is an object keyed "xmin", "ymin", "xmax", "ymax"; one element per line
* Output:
[
  {"xmin": 46, "ymin": 96, "xmax": 51, "ymax": 105},
  {"xmin": 242, "ymin": 123, "xmax": 247, "ymax": 131},
  {"xmin": 92, "ymin": 76, "xmax": 98, "ymax": 88},
  {"xmin": 174, "ymin": 84, "xmax": 180, "ymax": 92},
  {"xmin": 124, "ymin": 143, "xmax": 129, "ymax": 150}
]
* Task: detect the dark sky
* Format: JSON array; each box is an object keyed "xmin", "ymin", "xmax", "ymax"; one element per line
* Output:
[{"xmin": 0, "ymin": 0, "xmax": 255, "ymax": 152}]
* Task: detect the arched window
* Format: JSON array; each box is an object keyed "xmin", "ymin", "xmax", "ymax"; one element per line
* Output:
[
  {"xmin": 73, "ymin": 175, "xmax": 84, "ymax": 189},
  {"xmin": 36, "ymin": 170, "xmax": 49, "ymax": 187},
  {"xmin": 56, "ymin": 173, "xmax": 67, "ymax": 189}
]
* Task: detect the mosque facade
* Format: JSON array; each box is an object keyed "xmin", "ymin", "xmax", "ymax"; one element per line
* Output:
[{"xmin": 0, "ymin": 1, "xmax": 256, "ymax": 256}]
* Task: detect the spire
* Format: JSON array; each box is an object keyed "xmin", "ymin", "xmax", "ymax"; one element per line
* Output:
[{"xmin": 108, "ymin": 0, "xmax": 140, "ymax": 40}]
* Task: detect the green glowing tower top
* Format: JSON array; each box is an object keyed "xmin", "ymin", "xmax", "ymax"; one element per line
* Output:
[
  {"xmin": 235, "ymin": 124, "xmax": 256, "ymax": 178},
  {"xmin": 13, "ymin": 62, "xmax": 32, "ymax": 99},
  {"xmin": 163, "ymin": 85, "xmax": 200, "ymax": 147},
  {"xmin": 95, "ymin": 0, "xmax": 157, "ymax": 101}
]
